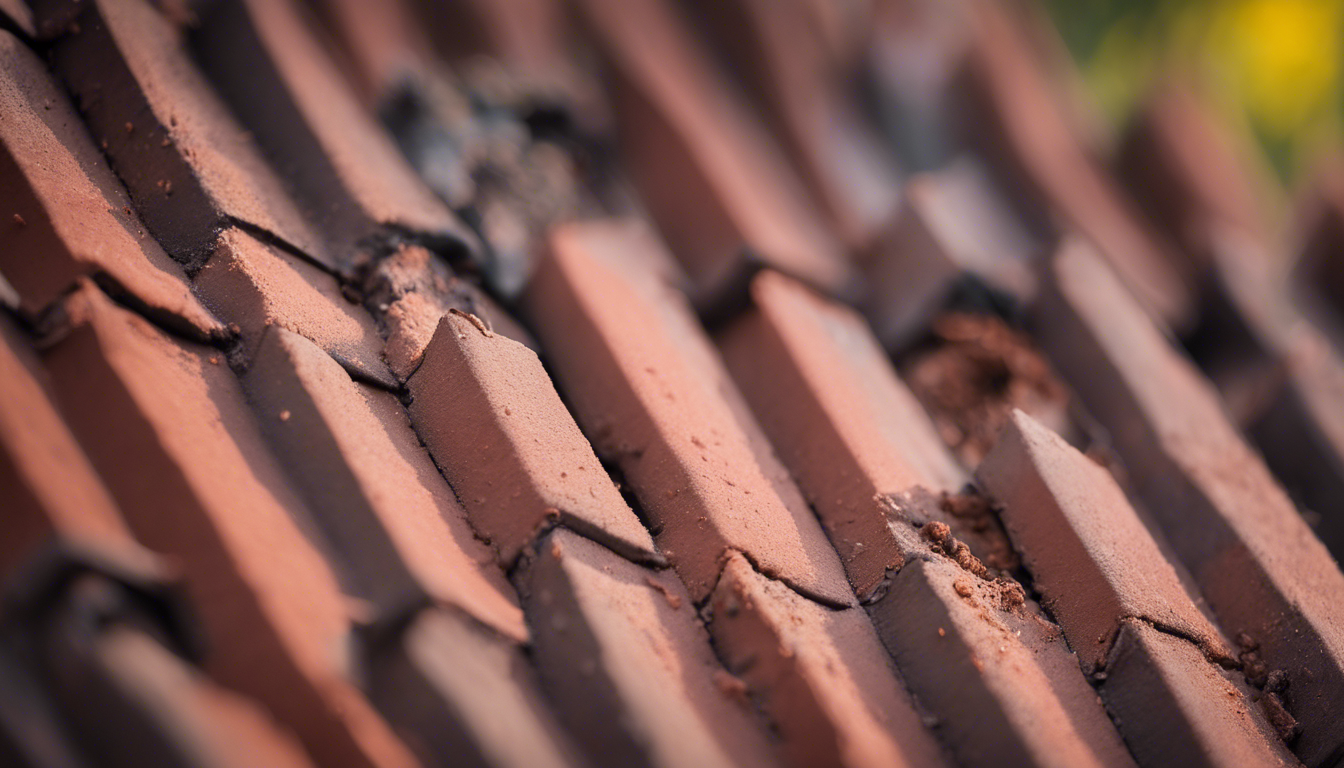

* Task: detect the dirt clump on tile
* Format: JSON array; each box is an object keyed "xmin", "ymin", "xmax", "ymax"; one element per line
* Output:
[{"xmin": 901, "ymin": 312, "xmax": 1072, "ymax": 466}]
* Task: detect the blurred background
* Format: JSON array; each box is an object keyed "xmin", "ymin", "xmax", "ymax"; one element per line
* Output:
[{"xmin": 1042, "ymin": 0, "xmax": 1344, "ymax": 180}]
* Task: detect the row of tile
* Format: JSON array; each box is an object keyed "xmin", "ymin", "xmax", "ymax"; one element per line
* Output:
[{"xmin": 5, "ymin": 0, "xmax": 1344, "ymax": 767}]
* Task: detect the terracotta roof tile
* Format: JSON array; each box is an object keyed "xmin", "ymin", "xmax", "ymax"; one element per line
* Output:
[
  {"xmin": 526, "ymin": 221, "xmax": 853, "ymax": 605},
  {"xmin": 0, "ymin": 31, "xmax": 220, "ymax": 339}
]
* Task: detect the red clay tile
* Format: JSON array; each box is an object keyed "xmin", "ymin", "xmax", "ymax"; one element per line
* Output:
[
  {"xmin": 244, "ymin": 325, "xmax": 527, "ymax": 643},
  {"xmin": 518, "ymin": 529, "xmax": 777, "ymax": 768},
  {"xmin": 0, "ymin": 31, "xmax": 220, "ymax": 340},
  {"xmin": 194, "ymin": 226, "xmax": 394, "ymax": 387},
  {"xmin": 1101, "ymin": 620, "xmax": 1298, "ymax": 768},
  {"xmin": 717, "ymin": 270, "xmax": 967, "ymax": 597},
  {"xmin": 1186, "ymin": 231, "xmax": 1344, "ymax": 561},
  {"xmin": 0, "ymin": 0, "xmax": 31, "ymax": 37},
  {"xmin": 978, "ymin": 412, "xmax": 1298, "ymax": 764},
  {"xmin": 190, "ymin": 0, "xmax": 477, "ymax": 264},
  {"xmin": 361, "ymin": 244, "xmax": 538, "ymax": 382},
  {"xmin": 368, "ymin": 607, "xmax": 584, "ymax": 768},
  {"xmin": 1118, "ymin": 84, "xmax": 1280, "ymax": 264},
  {"xmin": 709, "ymin": 552, "xmax": 949, "ymax": 768},
  {"xmin": 978, "ymin": 411, "xmax": 1232, "ymax": 670},
  {"xmin": 872, "ymin": 557, "xmax": 1137, "ymax": 768},
  {"xmin": 406, "ymin": 310, "xmax": 659, "ymax": 567},
  {"xmin": 956, "ymin": 1, "xmax": 1191, "ymax": 328},
  {"xmin": 41, "ymin": 282, "xmax": 420, "ymax": 768},
  {"xmin": 0, "ymin": 315, "xmax": 150, "ymax": 584},
  {"xmin": 1036, "ymin": 239, "xmax": 1344, "ymax": 767},
  {"xmin": 30, "ymin": 0, "xmax": 328, "ymax": 268},
  {"xmin": 688, "ymin": 0, "xmax": 901, "ymax": 250},
  {"xmin": 1245, "ymin": 322, "xmax": 1344, "ymax": 561},
  {"xmin": 38, "ymin": 577, "xmax": 317, "ymax": 768},
  {"xmin": 525, "ymin": 221, "xmax": 854, "ymax": 605},
  {"xmin": 570, "ymin": 0, "xmax": 853, "ymax": 308},
  {"xmin": 861, "ymin": 160, "xmax": 1038, "ymax": 350}
]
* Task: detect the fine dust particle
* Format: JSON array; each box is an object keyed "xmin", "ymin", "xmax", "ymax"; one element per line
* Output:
[
  {"xmin": 11, "ymin": 214, "xmax": 23, "ymax": 226},
  {"xmin": 645, "ymin": 576, "xmax": 683, "ymax": 609},
  {"xmin": 279, "ymin": 410, "xmax": 291, "ymax": 422},
  {"xmin": 938, "ymin": 627, "xmax": 946, "ymax": 637},
  {"xmin": 208, "ymin": 355, "xmax": 220, "ymax": 365},
  {"xmin": 124, "ymin": 122, "xmax": 134, "ymax": 133},
  {"xmin": 954, "ymin": 580, "xmax": 973, "ymax": 598}
]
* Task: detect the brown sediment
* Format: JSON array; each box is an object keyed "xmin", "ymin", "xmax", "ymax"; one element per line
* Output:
[{"xmin": 900, "ymin": 312, "xmax": 1072, "ymax": 468}]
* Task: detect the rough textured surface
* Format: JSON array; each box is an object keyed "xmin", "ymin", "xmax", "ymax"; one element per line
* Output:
[
  {"xmin": 244, "ymin": 326, "xmax": 527, "ymax": 643},
  {"xmin": 360, "ymin": 244, "xmax": 537, "ymax": 382},
  {"xmin": 407, "ymin": 310, "xmax": 659, "ymax": 567},
  {"xmin": 871, "ymin": 558, "xmax": 1136, "ymax": 768},
  {"xmin": 195, "ymin": 227, "xmax": 393, "ymax": 387},
  {"xmin": 1101, "ymin": 620, "xmax": 1298, "ymax": 768},
  {"xmin": 0, "ymin": 31, "xmax": 220, "ymax": 339},
  {"xmin": 571, "ymin": 0, "xmax": 854, "ymax": 308},
  {"xmin": 526, "ymin": 221, "xmax": 854, "ymax": 606},
  {"xmin": 6, "ymin": 3, "xmax": 1344, "ymax": 767},
  {"xmin": 30, "ymin": 0, "xmax": 327, "ymax": 267},
  {"xmin": 900, "ymin": 312, "xmax": 1074, "ymax": 468},
  {"xmin": 709, "ymin": 552, "xmax": 949, "ymax": 768},
  {"xmin": 978, "ymin": 410, "xmax": 1231, "ymax": 671},
  {"xmin": 718, "ymin": 270, "xmax": 967, "ymax": 597},
  {"xmin": 1037, "ymin": 239, "xmax": 1344, "ymax": 766},
  {"xmin": 518, "ymin": 529, "xmax": 777, "ymax": 768},
  {"xmin": 41, "ymin": 283, "xmax": 418, "ymax": 768}
]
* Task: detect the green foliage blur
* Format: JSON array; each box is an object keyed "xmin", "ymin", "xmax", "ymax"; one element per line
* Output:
[{"xmin": 1042, "ymin": 0, "xmax": 1344, "ymax": 179}]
